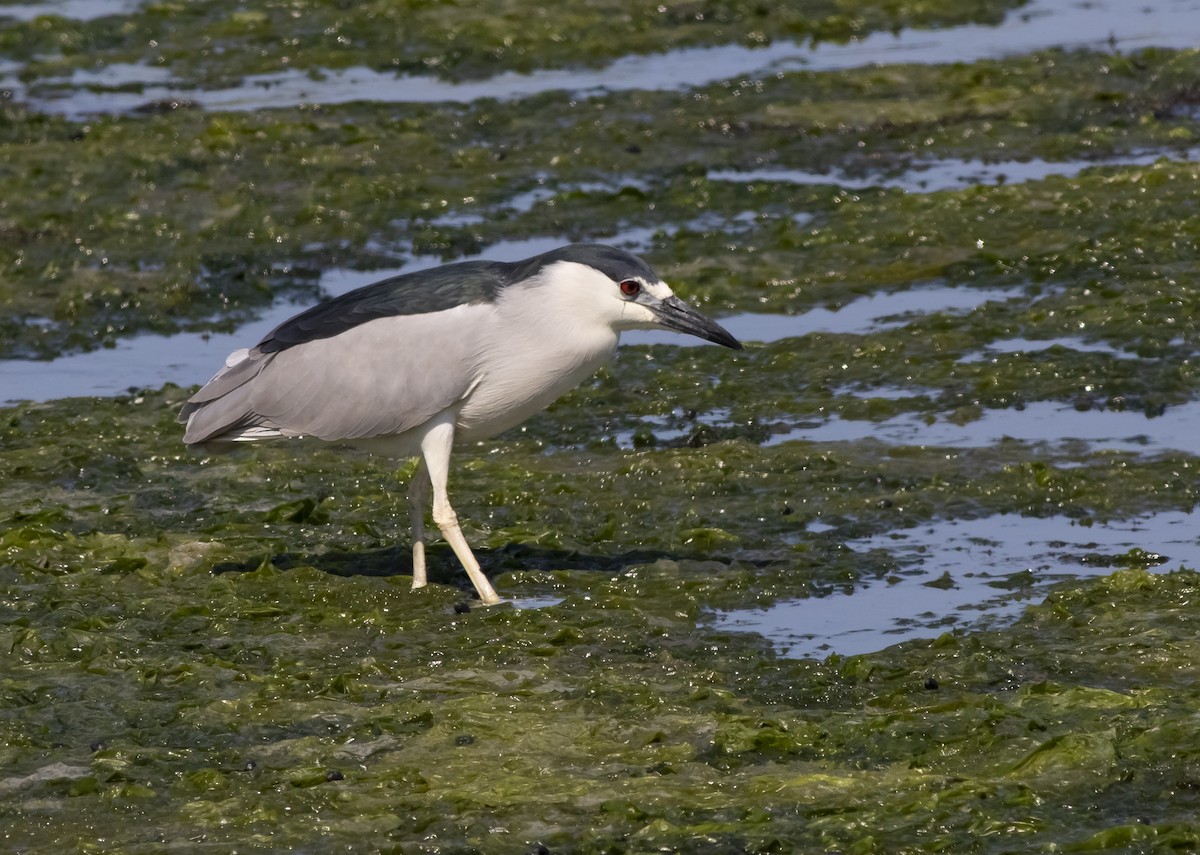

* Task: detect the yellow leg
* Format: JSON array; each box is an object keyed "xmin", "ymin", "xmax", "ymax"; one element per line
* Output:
[
  {"xmin": 419, "ymin": 415, "xmax": 503, "ymax": 606},
  {"xmin": 407, "ymin": 458, "xmax": 429, "ymax": 590}
]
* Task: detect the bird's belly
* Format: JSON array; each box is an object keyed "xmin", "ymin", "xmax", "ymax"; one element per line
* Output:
[{"xmin": 455, "ymin": 338, "xmax": 615, "ymax": 441}]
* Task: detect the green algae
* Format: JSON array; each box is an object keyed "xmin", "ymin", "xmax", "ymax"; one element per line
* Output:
[
  {"xmin": 3, "ymin": 354, "xmax": 1200, "ymax": 849},
  {"xmin": 6, "ymin": 5, "xmax": 1200, "ymax": 852},
  {"xmin": 3, "ymin": 388, "xmax": 1194, "ymax": 580},
  {"xmin": 2, "ymin": 0, "xmax": 1021, "ymax": 86},
  {"xmin": 4, "ymin": 389, "xmax": 1200, "ymax": 851},
  {"xmin": 3, "ymin": 47, "xmax": 1200, "ymax": 359}
]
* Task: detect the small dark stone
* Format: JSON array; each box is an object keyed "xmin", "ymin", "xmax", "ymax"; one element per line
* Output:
[
  {"xmin": 531, "ymin": 845, "xmax": 551, "ymax": 855},
  {"xmin": 781, "ymin": 504, "xmax": 794, "ymax": 516},
  {"xmin": 89, "ymin": 741, "xmax": 106, "ymax": 752},
  {"xmin": 625, "ymin": 144, "xmax": 642, "ymax": 154},
  {"xmin": 924, "ymin": 677, "xmax": 940, "ymax": 691},
  {"xmin": 455, "ymin": 734, "xmax": 475, "ymax": 746},
  {"xmin": 243, "ymin": 759, "xmax": 257, "ymax": 771},
  {"xmin": 454, "ymin": 601, "xmax": 471, "ymax": 614},
  {"xmin": 877, "ymin": 498, "xmax": 893, "ymax": 508},
  {"xmin": 325, "ymin": 770, "xmax": 344, "ymax": 782}
]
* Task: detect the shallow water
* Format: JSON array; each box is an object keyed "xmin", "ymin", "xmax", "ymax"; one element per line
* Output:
[
  {"xmin": 770, "ymin": 399, "xmax": 1200, "ymax": 456},
  {"xmin": 0, "ymin": 0, "xmax": 134, "ymax": 21},
  {"xmin": 612, "ymin": 394, "xmax": 1200, "ymax": 478},
  {"xmin": 709, "ymin": 149, "xmax": 1200, "ymax": 195},
  {"xmin": 717, "ymin": 509, "xmax": 1200, "ymax": 658},
  {"xmin": 626, "ymin": 282, "xmax": 1022, "ymax": 347},
  {"xmin": 12, "ymin": 0, "xmax": 1200, "ymax": 117},
  {"xmin": 959, "ymin": 336, "xmax": 1141, "ymax": 362},
  {"xmin": 1, "ymin": 278, "xmax": 1018, "ymax": 403}
]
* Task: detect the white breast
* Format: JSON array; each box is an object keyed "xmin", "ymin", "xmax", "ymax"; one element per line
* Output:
[{"xmin": 455, "ymin": 268, "xmax": 622, "ymax": 441}]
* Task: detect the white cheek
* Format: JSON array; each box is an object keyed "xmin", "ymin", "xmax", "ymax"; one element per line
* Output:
[{"xmin": 620, "ymin": 302, "xmax": 660, "ymax": 325}]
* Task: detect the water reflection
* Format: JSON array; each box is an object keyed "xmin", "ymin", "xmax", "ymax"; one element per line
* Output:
[{"xmin": 718, "ymin": 509, "xmax": 1200, "ymax": 658}]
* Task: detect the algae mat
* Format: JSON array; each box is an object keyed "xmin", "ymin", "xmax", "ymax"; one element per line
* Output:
[{"xmin": 5, "ymin": 0, "xmax": 1200, "ymax": 852}]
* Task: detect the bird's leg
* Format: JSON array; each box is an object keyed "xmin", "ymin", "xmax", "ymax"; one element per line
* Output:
[
  {"xmin": 419, "ymin": 415, "xmax": 503, "ymax": 606},
  {"xmin": 407, "ymin": 458, "xmax": 430, "ymax": 590}
]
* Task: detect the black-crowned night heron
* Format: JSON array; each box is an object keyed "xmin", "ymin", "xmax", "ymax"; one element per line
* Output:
[{"xmin": 180, "ymin": 243, "xmax": 742, "ymax": 605}]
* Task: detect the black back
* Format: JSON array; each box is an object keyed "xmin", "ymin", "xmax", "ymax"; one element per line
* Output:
[{"xmin": 256, "ymin": 244, "xmax": 658, "ymax": 354}]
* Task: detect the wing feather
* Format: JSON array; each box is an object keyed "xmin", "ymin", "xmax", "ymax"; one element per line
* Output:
[{"xmin": 181, "ymin": 306, "xmax": 487, "ymax": 446}]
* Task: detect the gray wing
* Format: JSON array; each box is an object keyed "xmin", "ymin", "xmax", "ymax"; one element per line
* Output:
[
  {"xmin": 257, "ymin": 260, "xmax": 509, "ymax": 354},
  {"xmin": 180, "ymin": 305, "xmax": 487, "ymax": 445}
]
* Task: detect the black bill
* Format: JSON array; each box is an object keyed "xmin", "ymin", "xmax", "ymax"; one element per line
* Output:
[{"xmin": 651, "ymin": 295, "xmax": 743, "ymax": 350}]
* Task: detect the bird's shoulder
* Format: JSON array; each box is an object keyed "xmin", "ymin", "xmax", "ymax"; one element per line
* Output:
[{"xmin": 257, "ymin": 260, "xmax": 514, "ymax": 354}]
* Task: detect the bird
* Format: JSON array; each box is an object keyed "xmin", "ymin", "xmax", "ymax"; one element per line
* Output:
[{"xmin": 180, "ymin": 243, "xmax": 742, "ymax": 605}]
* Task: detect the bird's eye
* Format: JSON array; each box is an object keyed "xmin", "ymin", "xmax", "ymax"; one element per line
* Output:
[{"xmin": 619, "ymin": 279, "xmax": 641, "ymax": 298}]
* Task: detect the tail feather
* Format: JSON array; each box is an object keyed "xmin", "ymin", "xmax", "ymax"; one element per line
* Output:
[{"xmin": 180, "ymin": 347, "xmax": 282, "ymax": 446}]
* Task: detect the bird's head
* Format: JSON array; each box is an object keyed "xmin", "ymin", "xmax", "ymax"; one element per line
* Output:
[{"xmin": 522, "ymin": 244, "xmax": 743, "ymax": 350}]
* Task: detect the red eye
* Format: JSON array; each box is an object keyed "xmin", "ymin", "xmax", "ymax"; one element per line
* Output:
[{"xmin": 619, "ymin": 279, "xmax": 641, "ymax": 297}]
